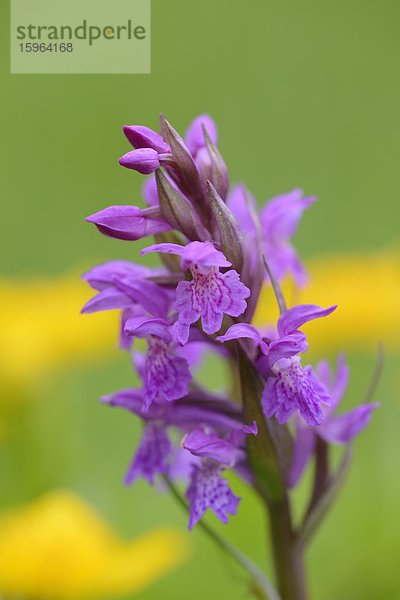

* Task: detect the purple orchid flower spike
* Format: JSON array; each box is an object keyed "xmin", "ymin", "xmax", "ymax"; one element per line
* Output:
[
  {"xmin": 124, "ymin": 315, "xmax": 192, "ymax": 411},
  {"xmin": 142, "ymin": 241, "xmax": 250, "ymax": 344},
  {"xmin": 288, "ymin": 355, "xmax": 380, "ymax": 487},
  {"xmin": 85, "ymin": 205, "xmax": 171, "ymax": 241},
  {"xmin": 218, "ymin": 304, "xmax": 337, "ymax": 426},
  {"xmin": 260, "ymin": 189, "xmax": 316, "ymax": 287},
  {"xmin": 83, "ymin": 115, "xmax": 382, "ymax": 598}
]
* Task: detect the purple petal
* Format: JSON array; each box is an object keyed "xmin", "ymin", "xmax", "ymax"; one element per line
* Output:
[
  {"xmin": 124, "ymin": 424, "xmax": 171, "ymax": 485},
  {"xmin": 170, "ymin": 319, "xmax": 192, "ymax": 346},
  {"xmin": 102, "ymin": 387, "xmax": 167, "ymax": 421},
  {"xmin": 124, "ymin": 315, "xmax": 171, "ymax": 342},
  {"xmin": 101, "ymin": 388, "xmax": 145, "ymax": 414},
  {"xmin": 287, "ymin": 420, "xmax": 316, "ymax": 488},
  {"xmin": 266, "ymin": 242, "xmax": 310, "ymax": 287},
  {"xmin": 262, "ymin": 360, "xmax": 325, "ymax": 426},
  {"xmin": 183, "ymin": 429, "xmax": 242, "ymax": 466},
  {"xmin": 262, "ymin": 377, "xmax": 297, "ymax": 424},
  {"xmin": 261, "ymin": 189, "xmax": 316, "ymax": 240},
  {"xmin": 119, "ymin": 148, "xmax": 160, "ymax": 174},
  {"xmin": 227, "ymin": 185, "xmax": 258, "ymax": 236},
  {"xmin": 217, "ymin": 323, "xmax": 268, "ymax": 354},
  {"xmin": 81, "ymin": 287, "xmax": 133, "ymax": 313},
  {"xmin": 305, "ymin": 365, "xmax": 335, "ymax": 407},
  {"xmin": 82, "ymin": 260, "xmax": 152, "ymax": 291},
  {"xmin": 181, "ymin": 241, "xmax": 230, "ymax": 271},
  {"xmin": 186, "ymin": 460, "xmax": 240, "ymax": 529},
  {"xmin": 85, "ymin": 205, "xmax": 170, "ymax": 241},
  {"xmin": 143, "ymin": 337, "xmax": 192, "ymax": 410},
  {"xmin": 142, "ymin": 242, "xmax": 185, "ymax": 259},
  {"xmin": 117, "ymin": 277, "xmax": 171, "ymax": 318},
  {"xmin": 277, "ymin": 304, "xmax": 337, "ymax": 337},
  {"xmin": 227, "ymin": 421, "xmax": 258, "ymax": 449},
  {"xmin": 175, "ymin": 340, "xmax": 209, "ymax": 368},
  {"xmin": 142, "ymin": 175, "xmax": 159, "ymax": 206},
  {"xmin": 318, "ymin": 403, "xmax": 379, "ymax": 444},
  {"xmin": 316, "ymin": 354, "xmax": 349, "ymax": 409},
  {"xmin": 120, "ymin": 308, "xmax": 144, "ymax": 350},
  {"xmin": 185, "ymin": 114, "xmax": 218, "ymax": 156},
  {"xmin": 123, "ymin": 125, "xmax": 170, "ymax": 153},
  {"xmin": 143, "ymin": 241, "xmax": 231, "ymax": 271},
  {"xmin": 267, "ymin": 331, "xmax": 308, "ymax": 367},
  {"xmin": 168, "ymin": 447, "xmax": 201, "ymax": 483},
  {"xmin": 260, "ymin": 189, "xmax": 316, "ymax": 286},
  {"xmin": 195, "ymin": 146, "xmax": 212, "ymax": 180},
  {"xmin": 219, "ymin": 270, "xmax": 251, "ymax": 315}
]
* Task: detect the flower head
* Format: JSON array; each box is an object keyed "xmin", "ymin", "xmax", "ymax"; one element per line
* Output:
[
  {"xmin": 124, "ymin": 316, "xmax": 192, "ymax": 411},
  {"xmin": 218, "ymin": 304, "xmax": 337, "ymax": 426},
  {"xmin": 183, "ymin": 424, "xmax": 256, "ymax": 529},
  {"xmin": 82, "ymin": 261, "xmax": 172, "ymax": 349},
  {"xmin": 142, "ymin": 241, "xmax": 250, "ymax": 344}
]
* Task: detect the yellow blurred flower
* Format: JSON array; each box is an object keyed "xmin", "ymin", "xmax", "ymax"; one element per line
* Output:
[
  {"xmin": 253, "ymin": 248, "xmax": 400, "ymax": 355},
  {"xmin": 0, "ymin": 272, "xmax": 117, "ymax": 390},
  {"xmin": 0, "ymin": 490, "xmax": 188, "ymax": 600}
]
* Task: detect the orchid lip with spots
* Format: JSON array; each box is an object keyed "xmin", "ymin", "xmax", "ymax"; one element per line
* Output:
[{"xmin": 82, "ymin": 114, "xmax": 380, "ymax": 600}]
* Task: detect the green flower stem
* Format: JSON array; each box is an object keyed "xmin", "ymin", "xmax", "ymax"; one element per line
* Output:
[{"xmin": 267, "ymin": 498, "xmax": 308, "ymax": 600}]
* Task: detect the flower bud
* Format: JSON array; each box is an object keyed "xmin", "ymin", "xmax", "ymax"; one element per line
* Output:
[
  {"xmin": 85, "ymin": 205, "xmax": 170, "ymax": 241},
  {"xmin": 119, "ymin": 148, "xmax": 160, "ymax": 175},
  {"xmin": 123, "ymin": 125, "xmax": 170, "ymax": 153}
]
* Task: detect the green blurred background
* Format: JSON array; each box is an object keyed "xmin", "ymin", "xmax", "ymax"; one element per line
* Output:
[{"xmin": 1, "ymin": 0, "xmax": 399, "ymax": 598}]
